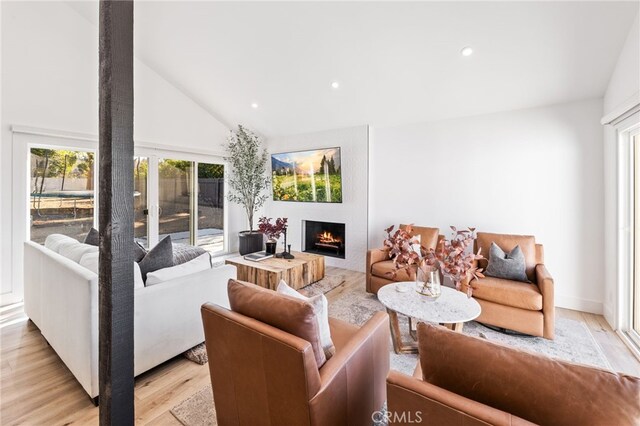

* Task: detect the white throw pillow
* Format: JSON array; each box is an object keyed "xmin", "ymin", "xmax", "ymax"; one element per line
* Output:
[
  {"xmin": 133, "ymin": 262, "xmax": 144, "ymax": 289},
  {"xmin": 276, "ymin": 280, "xmax": 335, "ymax": 359},
  {"xmin": 79, "ymin": 252, "xmax": 144, "ymax": 289},
  {"xmin": 59, "ymin": 242, "xmax": 98, "ymax": 263},
  {"xmin": 44, "ymin": 234, "xmax": 78, "ymax": 253},
  {"xmin": 145, "ymin": 252, "xmax": 211, "ymax": 286}
]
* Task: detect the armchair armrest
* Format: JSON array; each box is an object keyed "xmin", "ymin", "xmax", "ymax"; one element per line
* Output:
[
  {"xmin": 536, "ymin": 264, "xmax": 555, "ymax": 339},
  {"xmin": 310, "ymin": 312, "xmax": 390, "ymax": 424},
  {"xmin": 386, "ymin": 371, "xmax": 534, "ymax": 426},
  {"xmin": 367, "ymin": 248, "xmax": 390, "ymax": 292},
  {"xmin": 367, "ymin": 248, "xmax": 390, "ymax": 268}
]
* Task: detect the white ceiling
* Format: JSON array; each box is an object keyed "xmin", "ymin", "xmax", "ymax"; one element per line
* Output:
[{"xmin": 68, "ymin": 1, "xmax": 638, "ymax": 137}]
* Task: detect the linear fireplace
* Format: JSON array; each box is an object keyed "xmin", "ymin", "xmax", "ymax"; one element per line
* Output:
[{"xmin": 302, "ymin": 220, "xmax": 346, "ymax": 259}]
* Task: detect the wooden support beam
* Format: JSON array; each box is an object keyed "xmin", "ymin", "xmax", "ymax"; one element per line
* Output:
[{"xmin": 98, "ymin": 1, "xmax": 135, "ymax": 424}]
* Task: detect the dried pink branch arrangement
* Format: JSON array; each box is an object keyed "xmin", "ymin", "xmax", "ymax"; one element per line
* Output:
[
  {"xmin": 427, "ymin": 226, "xmax": 485, "ymax": 296},
  {"xmin": 383, "ymin": 224, "xmax": 485, "ymax": 297},
  {"xmin": 383, "ymin": 224, "xmax": 422, "ymax": 268},
  {"xmin": 257, "ymin": 217, "xmax": 288, "ymax": 241}
]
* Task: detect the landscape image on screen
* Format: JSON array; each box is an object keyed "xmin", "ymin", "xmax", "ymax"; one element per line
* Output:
[{"xmin": 271, "ymin": 147, "xmax": 342, "ymax": 203}]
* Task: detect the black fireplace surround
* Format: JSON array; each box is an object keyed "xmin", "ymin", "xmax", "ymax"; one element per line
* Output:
[{"xmin": 302, "ymin": 220, "xmax": 346, "ymax": 259}]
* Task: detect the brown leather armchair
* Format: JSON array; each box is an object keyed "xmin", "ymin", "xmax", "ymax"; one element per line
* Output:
[
  {"xmin": 201, "ymin": 283, "xmax": 390, "ymax": 426},
  {"xmin": 387, "ymin": 323, "xmax": 640, "ymax": 426},
  {"xmin": 468, "ymin": 232, "xmax": 554, "ymax": 339},
  {"xmin": 366, "ymin": 225, "xmax": 440, "ymax": 294}
]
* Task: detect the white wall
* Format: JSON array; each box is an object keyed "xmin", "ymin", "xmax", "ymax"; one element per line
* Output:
[
  {"xmin": 603, "ymin": 13, "xmax": 639, "ymax": 116},
  {"xmin": 264, "ymin": 126, "xmax": 369, "ymax": 272},
  {"xmin": 0, "ymin": 1, "xmax": 241, "ymax": 304},
  {"xmin": 602, "ymin": 13, "xmax": 640, "ymax": 328},
  {"xmin": 370, "ymin": 98, "xmax": 604, "ymax": 314}
]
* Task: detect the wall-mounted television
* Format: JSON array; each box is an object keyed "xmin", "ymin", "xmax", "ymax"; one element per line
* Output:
[{"xmin": 271, "ymin": 147, "xmax": 342, "ymax": 203}]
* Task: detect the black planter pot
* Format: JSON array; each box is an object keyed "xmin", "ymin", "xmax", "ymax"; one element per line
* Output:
[{"xmin": 238, "ymin": 231, "xmax": 264, "ymax": 255}]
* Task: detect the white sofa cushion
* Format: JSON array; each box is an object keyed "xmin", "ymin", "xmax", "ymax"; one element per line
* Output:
[
  {"xmin": 59, "ymin": 242, "xmax": 98, "ymax": 263},
  {"xmin": 44, "ymin": 234, "xmax": 78, "ymax": 253},
  {"xmin": 145, "ymin": 253, "xmax": 211, "ymax": 286},
  {"xmin": 79, "ymin": 252, "xmax": 144, "ymax": 289}
]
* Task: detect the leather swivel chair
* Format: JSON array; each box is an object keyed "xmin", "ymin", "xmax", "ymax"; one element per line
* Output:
[{"xmin": 201, "ymin": 280, "xmax": 390, "ymax": 426}]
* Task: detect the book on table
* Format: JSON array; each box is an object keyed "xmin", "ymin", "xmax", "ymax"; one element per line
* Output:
[{"xmin": 243, "ymin": 251, "xmax": 274, "ymax": 262}]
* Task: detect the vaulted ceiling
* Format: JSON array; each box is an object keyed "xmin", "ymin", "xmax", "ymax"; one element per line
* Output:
[{"xmin": 68, "ymin": 1, "xmax": 638, "ymax": 137}]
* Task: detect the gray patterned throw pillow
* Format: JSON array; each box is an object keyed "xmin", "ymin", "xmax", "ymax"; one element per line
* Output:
[
  {"xmin": 83, "ymin": 227, "xmax": 100, "ymax": 246},
  {"xmin": 173, "ymin": 243, "xmax": 208, "ymax": 266},
  {"xmin": 138, "ymin": 236, "xmax": 174, "ymax": 283},
  {"xmin": 485, "ymin": 243, "xmax": 529, "ymax": 282},
  {"xmin": 84, "ymin": 227, "xmax": 147, "ymax": 262}
]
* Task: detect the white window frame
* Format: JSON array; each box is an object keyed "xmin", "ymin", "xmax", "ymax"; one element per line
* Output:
[{"xmin": 613, "ymin": 110, "xmax": 640, "ymax": 357}]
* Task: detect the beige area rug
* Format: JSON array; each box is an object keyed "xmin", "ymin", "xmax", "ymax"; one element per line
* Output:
[
  {"xmin": 173, "ymin": 281, "xmax": 611, "ymax": 425},
  {"xmin": 171, "ymin": 385, "xmax": 216, "ymax": 426},
  {"xmin": 183, "ymin": 344, "xmax": 208, "ymax": 365}
]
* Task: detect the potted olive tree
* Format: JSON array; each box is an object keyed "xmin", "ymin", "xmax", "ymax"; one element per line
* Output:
[{"xmin": 225, "ymin": 125, "xmax": 271, "ymax": 255}]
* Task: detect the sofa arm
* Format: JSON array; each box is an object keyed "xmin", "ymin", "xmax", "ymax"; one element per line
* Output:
[
  {"xmin": 310, "ymin": 312, "xmax": 390, "ymax": 424},
  {"xmin": 536, "ymin": 264, "xmax": 555, "ymax": 339},
  {"xmin": 387, "ymin": 371, "xmax": 535, "ymax": 426}
]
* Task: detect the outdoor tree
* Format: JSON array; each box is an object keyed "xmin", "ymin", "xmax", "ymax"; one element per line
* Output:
[{"xmin": 75, "ymin": 152, "xmax": 95, "ymax": 190}]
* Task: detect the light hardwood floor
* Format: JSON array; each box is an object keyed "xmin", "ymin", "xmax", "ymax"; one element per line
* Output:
[{"xmin": 1, "ymin": 267, "xmax": 639, "ymax": 425}]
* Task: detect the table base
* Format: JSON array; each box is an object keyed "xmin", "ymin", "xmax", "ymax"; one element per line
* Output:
[{"xmin": 387, "ymin": 308, "xmax": 466, "ymax": 354}]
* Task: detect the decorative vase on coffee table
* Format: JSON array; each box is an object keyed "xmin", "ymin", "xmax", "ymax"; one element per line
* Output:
[
  {"xmin": 415, "ymin": 267, "xmax": 441, "ymax": 300},
  {"xmin": 265, "ymin": 240, "xmax": 277, "ymax": 255}
]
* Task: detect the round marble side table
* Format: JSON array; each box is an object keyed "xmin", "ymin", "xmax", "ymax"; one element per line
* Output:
[{"xmin": 377, "ymin": 282, "xmax": 481, "ymax": 354}]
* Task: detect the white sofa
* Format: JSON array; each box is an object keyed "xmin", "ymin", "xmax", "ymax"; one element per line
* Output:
[{"xmin": 23, "ymin": 236, "xmax": 236, "ymax": 400}]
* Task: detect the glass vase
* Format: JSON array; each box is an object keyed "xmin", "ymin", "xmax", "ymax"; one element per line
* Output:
[{"xmin": 415, "ymin": 266, "xmax": 442, "ymax": 300}]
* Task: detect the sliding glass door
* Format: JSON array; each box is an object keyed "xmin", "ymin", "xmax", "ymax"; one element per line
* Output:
[
  {"xmin": 197, "ymin": 162, "xmax": 225, "ymax": 252},
  {"xmin": 158, "ymin": 159, "xmax": 193, "ymax": 245},
  {"xmin": 145, "ymin": 155, "xmax": 226, "ymax": 254},
  {"xmin": 134, "ymin": 156, "xmax": 149, "ymax": 247}
]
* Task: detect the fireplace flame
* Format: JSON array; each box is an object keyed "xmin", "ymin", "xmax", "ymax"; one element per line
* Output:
[{"xmin": 318, "ymin": 231, "xmax": 342, "ymax": 244}]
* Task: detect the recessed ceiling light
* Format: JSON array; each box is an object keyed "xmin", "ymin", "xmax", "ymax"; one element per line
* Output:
[
  {"xmin": 461, "ymin": 46, "xmax": 473, "ymax": 57},
  {"xmin": 251, "ymin": 102, "xmax": 259, "ymax": 109},
  {"xmin": 331, "ymin": 81, "xmax": 340, "ymax": 89}
]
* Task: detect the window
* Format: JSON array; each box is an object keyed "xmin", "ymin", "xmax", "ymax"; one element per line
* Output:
[
  {"xmin": 616, "ymin": 110, "xmax": 640, "ymax": 352},
  {"xmin": 29, "ymin": 148, "xmax": 95, "ymax": 244},
  {"xmin": 634, "ymin": 134, "xmax": 640, "ymax": 340},
  {"xmin": 27, "ymin": 147, "xmax": 226, "ymax": 255}
]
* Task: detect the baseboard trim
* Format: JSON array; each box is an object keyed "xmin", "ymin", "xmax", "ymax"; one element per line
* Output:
[
  {"xmin": 555, "ymin": 295, "xmax": 603, "ymax": 315},
  {"xmin": 603, "ymin": 304, "xmax": 616, "ymax": 330}
]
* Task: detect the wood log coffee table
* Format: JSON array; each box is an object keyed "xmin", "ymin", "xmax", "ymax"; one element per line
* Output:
[
  {"xmin": 225, "ymin": 251, "xmax": 325, "ymax": 290},
  {"xmin": 377, "ymin": 282, "xmax": 481, "ymax": 354}
]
